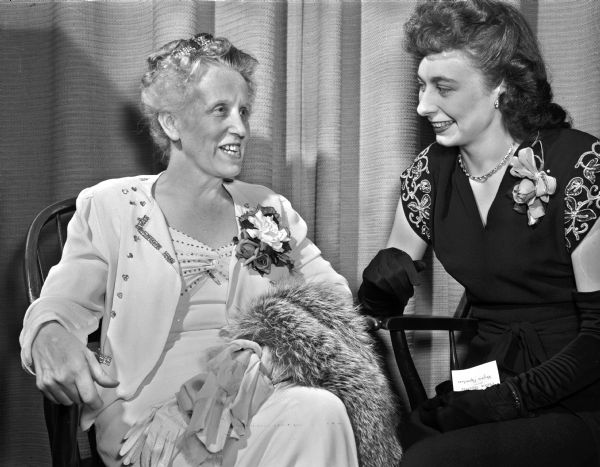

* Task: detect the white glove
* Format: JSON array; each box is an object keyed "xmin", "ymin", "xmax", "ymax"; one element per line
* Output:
[{"xmin": 120, "ymin": 400, "xmax": 186, "ymax": 467}]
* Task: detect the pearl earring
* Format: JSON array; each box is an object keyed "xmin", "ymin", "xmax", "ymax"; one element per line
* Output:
[{"xmin": 494, "ymin": 99, "xmax": 499, "ymax": 109}]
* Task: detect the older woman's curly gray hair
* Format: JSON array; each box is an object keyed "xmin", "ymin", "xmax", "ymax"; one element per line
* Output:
[{"xmin": 140, "ymin": 33, "xmax": 258, "ymax": 163}]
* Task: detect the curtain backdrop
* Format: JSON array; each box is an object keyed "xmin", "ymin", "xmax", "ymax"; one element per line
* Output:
[{"xmin": 2, "ymin": 0, "xmax": 599, "ymax": 463}]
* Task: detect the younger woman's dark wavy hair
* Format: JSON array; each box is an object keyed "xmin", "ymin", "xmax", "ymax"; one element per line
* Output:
[{"xmin": 404, "ymin": 0, "xmax": 570, "ymax": 141}]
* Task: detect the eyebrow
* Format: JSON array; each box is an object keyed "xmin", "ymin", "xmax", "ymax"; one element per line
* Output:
[
  {"xmin": 206, "ymin": 98, "xmax": 251, "ymax": 111},
  {"xmin": 417, "ymin": 75, "xmax": 458, "ymax": 85}
]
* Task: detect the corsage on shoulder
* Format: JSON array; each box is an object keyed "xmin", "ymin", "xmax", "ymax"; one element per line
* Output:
[
  {"xmin": 509, "ymin": 137, "xmax": 557, "ymax": 226},
  {"xmin": 234, "ymin": 205, "xmax": 294, "ymax": 275}
]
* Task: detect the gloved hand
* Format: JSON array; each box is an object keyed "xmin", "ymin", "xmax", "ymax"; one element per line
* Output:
[
  {"xmin": 419, "ymin": 381, "xmax": 527, "ymax": 433},
  {"xmin": 358, "ymin": 248, "xmax": 426, "ymax": 317},
  {"xmin": 509, "ymin": 290, "xmax": 600, "ymax": 411}
]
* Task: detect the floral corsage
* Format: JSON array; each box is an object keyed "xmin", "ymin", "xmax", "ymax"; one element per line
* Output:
[
  {"xmin": 234, "ymin": 205, "xmax": 294, "ymax": 276},
  {"xmin": 509, "ymin": 138, "xmax": 557, "ymax": 226}
]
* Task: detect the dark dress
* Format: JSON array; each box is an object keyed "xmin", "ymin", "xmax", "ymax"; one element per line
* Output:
[{"xmin": 399, "ymin": 128, "xmax": 600, "ymax": 466}]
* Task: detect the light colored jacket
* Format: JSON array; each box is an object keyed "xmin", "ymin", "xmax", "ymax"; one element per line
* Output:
[{"xmin": 20, "ymin": 174, "xmax": 349, "ymax": 427}]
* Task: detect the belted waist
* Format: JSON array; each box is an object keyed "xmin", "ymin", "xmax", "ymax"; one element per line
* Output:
[
  {"xmin": 470, "ymin": 302, "xmax": 577, "ymax": 322},
  {"xmin": 467, "ymin": 302, "xmax": 580, "ymax": 376}
]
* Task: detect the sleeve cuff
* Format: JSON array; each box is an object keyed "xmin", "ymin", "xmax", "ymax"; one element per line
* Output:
[{"xmin": 20, "ymin": 298, "xmax": 99, "ymax": 374}]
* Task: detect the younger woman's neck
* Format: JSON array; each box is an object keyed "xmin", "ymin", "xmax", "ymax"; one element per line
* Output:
[{"xmin": 460, "ymin": 131, "xmax": 518, "ymax": 173}]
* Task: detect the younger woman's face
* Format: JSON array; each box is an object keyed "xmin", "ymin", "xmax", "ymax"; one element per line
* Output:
[{"xmin": 416, "ymin": 49, "xmax": 503, "ymax": 151}]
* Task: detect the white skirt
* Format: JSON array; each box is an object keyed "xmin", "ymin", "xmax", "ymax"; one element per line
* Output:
[{"xmin": 95, "ymin": 384, "xmax": 358, "ymax": 467}]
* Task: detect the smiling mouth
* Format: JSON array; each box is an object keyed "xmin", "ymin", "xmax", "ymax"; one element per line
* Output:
[
  {"xmin": 220, "ymin": 144, "xmax": 242, "ymax": 158},
  {"xmin": 430, "ymin": 120, "xmax": 454, "ymax": 133}
]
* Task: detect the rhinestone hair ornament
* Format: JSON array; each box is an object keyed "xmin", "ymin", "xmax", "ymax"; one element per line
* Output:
[
  {"xmin": 148, "ymin": 33, "xmax": 230, "ymax": 71},
  {"xmin": 172, "ymin": 33, "xmax": 226, "ymax": 59}
]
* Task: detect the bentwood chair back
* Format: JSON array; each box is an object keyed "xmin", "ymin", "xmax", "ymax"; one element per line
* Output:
[
  {"xmin": 371, "ymin": 292, "xmax": 478, "ymax": 410},
  {"xmin": 24, "ymin": 197, "xmax": 103, "ymax": 467}
]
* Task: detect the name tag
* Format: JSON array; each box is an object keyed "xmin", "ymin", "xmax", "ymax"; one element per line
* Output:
[{"xmin": 452, "ymin": 360, "xmax": 500, "ymax": 391}]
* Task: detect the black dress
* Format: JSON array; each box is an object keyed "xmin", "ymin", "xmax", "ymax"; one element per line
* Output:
[{"xmin": 400, "ymin": 128, "xmax": 600, "ymax": 465}]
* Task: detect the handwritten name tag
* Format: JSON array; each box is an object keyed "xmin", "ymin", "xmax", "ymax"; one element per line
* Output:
[{"xmin": 451, "ymin": 360, "xmax": 500, "ymax": 391}]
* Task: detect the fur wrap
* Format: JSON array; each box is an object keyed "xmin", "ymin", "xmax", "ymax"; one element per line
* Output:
[{"xmin": 224, "ymin": 281, "xmax": 403, "ymax": 467}]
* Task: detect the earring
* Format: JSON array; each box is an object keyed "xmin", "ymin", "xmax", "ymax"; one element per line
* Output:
[{"xmin": 494, "ymin": 99, "xmax": 499, "ymax": 109}]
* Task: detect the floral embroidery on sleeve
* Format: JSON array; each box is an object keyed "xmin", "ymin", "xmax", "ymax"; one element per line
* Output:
[
  {"xmin": 400, "ymin": 145, "xmax": 433, "ymax": 242},
  {"xmin": 564, "ymin": 140, "xmax": 600, "ymax": 251}
]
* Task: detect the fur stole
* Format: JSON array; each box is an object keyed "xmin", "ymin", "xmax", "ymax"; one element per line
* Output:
[{"xmin": 224, "ymin": 281, "xmax": 403, "ymax": 467}]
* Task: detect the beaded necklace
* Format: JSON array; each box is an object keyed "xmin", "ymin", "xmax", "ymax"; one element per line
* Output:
[{"xmin": 458, "ymin": 142, "xmax": 517, "ymax": 183}]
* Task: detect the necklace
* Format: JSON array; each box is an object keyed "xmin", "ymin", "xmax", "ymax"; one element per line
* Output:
[{"xmin": 458, "ymin": 142, "xmax": 517, "ymax": 183}]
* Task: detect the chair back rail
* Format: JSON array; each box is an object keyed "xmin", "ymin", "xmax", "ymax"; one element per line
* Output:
[
  {"xmin": 24, "ymin": 197, "xmax": 77, "ymax": 303},
  {"xmin": 23, "ymin": 197, "xmax": 102, "ymax": 467},
  {"xmin": 380, "ymin": 293, "xmax": 478, "ymax": 410}
]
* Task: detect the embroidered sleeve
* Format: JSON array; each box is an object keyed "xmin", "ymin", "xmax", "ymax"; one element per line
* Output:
[
  {"xmin": 399, "ymin": 145, "xmax": 433, "ymax": 243},
  {"xmin": 564, "ymin": 140, "xmax": 600, "ymax": 251}
]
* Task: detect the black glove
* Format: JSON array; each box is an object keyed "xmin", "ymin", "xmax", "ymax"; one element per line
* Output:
[
  {"xmin": 419, "ymin": 381, "xmax": 527, "ymax": 433},
  {"xmin": 509, "ymin": 289, "xmax": 600, "ymax": 410},
  {"xmin": 358, "ymin": 248, "xmax": 426, "ymax": 317},
  {"xmin": 417, "ymin": 291, "xmax": 600, "ymax": 433}
]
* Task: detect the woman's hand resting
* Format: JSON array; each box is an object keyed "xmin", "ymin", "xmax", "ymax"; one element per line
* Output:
[
  {"xmin": 418, "ymin": 382, "xmax": 525, "ymax": 432},
  {"xmin": 31, "ymin": 322, "xmax": 119, "ymax": 410}
]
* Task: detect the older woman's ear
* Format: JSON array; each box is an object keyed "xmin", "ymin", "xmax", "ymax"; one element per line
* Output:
[{"xmin": 157, "ymin": 112, "xmax": 180, "ymax": 142}]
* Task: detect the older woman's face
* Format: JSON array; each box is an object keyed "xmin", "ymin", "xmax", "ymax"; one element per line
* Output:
[
  {"xmin": 175, "ymin": 64, "xmax": 251, "ymax": 179},
  {"xmin": 416, "ymin": 50, "xmax": 502, "ymax": 150}
]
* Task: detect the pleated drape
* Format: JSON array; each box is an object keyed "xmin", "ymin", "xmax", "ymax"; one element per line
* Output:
[{"xmin": 2, "ymin": 1, "xmax": 599, "ymax": 464}]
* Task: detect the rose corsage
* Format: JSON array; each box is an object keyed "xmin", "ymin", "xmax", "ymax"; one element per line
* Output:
[
  {"xmin": 234, "ymin": 205, "xmax": 294, "ymax": 276},
  {"xmin": 509, "ymin": 138, "xmax": 557, "ymax": 226}
]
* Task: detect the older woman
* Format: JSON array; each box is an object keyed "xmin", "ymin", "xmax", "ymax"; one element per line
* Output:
[
  {"xmin": 359, "ymin": 1, "xmax": 600, "ymax": 466},
  {"xmin": 20, "ymin": 33, "xmax": 376, "ymax": 467}
]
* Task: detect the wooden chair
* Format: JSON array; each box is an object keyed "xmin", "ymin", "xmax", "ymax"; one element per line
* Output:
[
  {"xmin": 23, "ymin": 197, "xmax": 103, "ymax": 467},
  {"xmin": 371, "ymin": 293, "xmax": 478, "ymax": 410}
]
